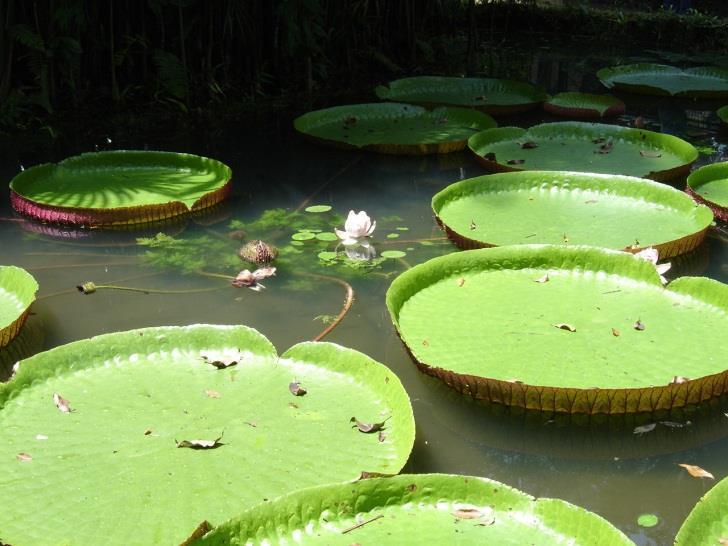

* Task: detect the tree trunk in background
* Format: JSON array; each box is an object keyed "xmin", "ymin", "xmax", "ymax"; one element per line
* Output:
[
  {"xmin": 466, "ymin": 0, "xmax": 476, "ymax": 75},
  {"xmin": 0, "ymin": 0, "xmax": 16, "ymax": 101}
]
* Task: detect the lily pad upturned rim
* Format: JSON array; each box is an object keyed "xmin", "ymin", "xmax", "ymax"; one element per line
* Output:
[
  {"xmin": 0, "ymin": 324, "xmax": 415, "ymax": 546},
  {"xmin": 0, "ymin": 266, "xmax": 38, "ymax": 348},
  {"xmin": 9, "ymin": 150, "xmax": 233, "ymax": 228},
  {"xmin": 432, "ymin": 170, "xmax": 713, "ymax": 258},
  {"xmin": 687, "ymin": 161, "xmax": 728, "ymax": 222},
  {"xmin": 190, "ymin": 473, "xmax": 632, "ymax": 545},
  {"xmin": 374, "ymin": 75, "xmax": 548, "ymax": 114},
  {"xmin": 468, "ymin": 121, "xmax": 698, "ymax": 182},
  {"xmin": 718, "ymin": 105, "xmax": 728, "ymax": 124},
  {"xmin": 597, "ymin": 63, "xmax": 728, "ymax": 98},
  {"xmin": 675, "ymin": 475, "xmax": 728, "ymax": 545},
  {"xmin": 293, "ymin": 102, "xmax": 496, "ymax": 155},
  {"xmin": 543, "ymin": 92, "xmax": 626, "ymax": 118},
  {"xmin": 386, "ymin": 245, "xmax": 728, "ymax": 414}
]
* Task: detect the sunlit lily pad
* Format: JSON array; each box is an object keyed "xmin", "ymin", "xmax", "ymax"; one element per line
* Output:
[
  {"xmin": 0, "ymin": 325, "xmax": 414, "ymax": 545},
  {"xmin": 9, "ymin": 150, "xmax": 232, "ymax": 227},
  {"xmin": 675, "ymin": 475, "xmax": 728, "ymax": 545},
  {"xmin": 597, "ymin": 64, "xmax": 728, "ymax": 98},
  {"xmin": 432, "ymin": 171, "xmax": 712, "ymax": 258},
  {"xmin": 718, "ymin": 105, "xmax": 728, "ymax": 124},
  {"xmin": 687, "ymin": 161, "xmax": 728, "ymax": 222},
  {"xmin": 375, "ymin": 76, "xmax": 548, "ymax": 114},
  {"xmin": 544, "ymin": 92, "xmax": 625, "ymax": 118},
  {"xmin": 386, "ymin": 245, "xmax": 728, "ymax": 414},
  {"xmin": 0, "ymin": 266, "xmax": 38, "ymax": 348},
  {"xmin": 190, "ymin": 474, "xmax": 632, "ymax": 545},
  {"xmin": 304, "ymin": 205, "xmax": 332, "ymax": 213},
  {"xmin": 381, "ymin": 250, "xmax": 407, "ymax": 259},
  {"xmin": 468, "ymin": 122, "xmax": 698, "ymax": 182},
  {"xmin": 294, "ymin": 103, "xmax": 496, "ymax": 155}
]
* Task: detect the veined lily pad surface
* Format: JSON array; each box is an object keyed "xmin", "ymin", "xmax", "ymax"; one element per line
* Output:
[
  {"xmin": 597, "ymin": 63, "xmax": 728, "ymax": 98},
  {"xmin": 718, "ymin": 105, "xmax": 728, "ymax": 124},
  {"xmin": 293, "ymin": 103, "xmax": 496, "ymax": 155},
  {"xmin": 0, "ymin": 325, "xmax": 414, "ymax": 546},
  {"xmin": 468, "ymin": 122, "xmax": 698, "ymax": 181},
  {"xmin": 0, "ymin": 266, "xmax": 38, "ymax": 348},
  {"xmin": 386, "ymin": 245, "xmax": 728, "ymax": 414},
  {"xmin": 675, "ymin": 475, "xmax": 728, "ymax": 545},
  {"xmin": 9, "ymin": 150, "xmax": 232, "ymax": 227},
  {"xmin": 432, "ymin": 171, "xmax": 712, "ymax": 258},
  {"xmin": 687, "ymin": 161, "xmax": 728, "ymax": 222},
  {"xmin": 374, "ymin": 76, "xmax": 547, "ymax": 114},
  {"xmin": 544, "ymin": 92, "xmax": 625, "ymax": 118},
  {"xmin": 192, "ymin": 474, "xmax": 633, "ymax": 545}
]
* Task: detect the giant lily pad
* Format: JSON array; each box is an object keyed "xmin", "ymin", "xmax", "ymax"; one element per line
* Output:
[
  {"xmin": 374, "ymin": 76, "xmax": 547, "ymax": 114},
  {"xmin": 0, "ymin": 325, "xmax": 414, "ymax": 545},
  {"xmin": 675, "ymin": 475, "xmax": 728, "ymax": 545},
  {"xmin": 386, "ymin": 245, "xmax": 728, "ymax": 414},
  {"xmin": 0, "ymin": 266, "xmax": 38, "ymax": 348},
  {"xmin": 597, "ymin": 63, "xmax": 728, "ymax": 98},
  {"xmin": 9, "ymin": 150, "xmax": 232, "ymax": 227},
  {"xmin": 294, "ymin": 103, "xmax": 496, "ymax": 155},
  {"xmin": 687, "ymin": 161, "xmax": 728, "ymax": 222},
  {"xmin": 468, "ymin": 122, "xmax": 698, "ymax": 182},
  {"xmin": 718, "ymin": 105, "xmax": 728, "ymax": 124},
  {"xmin": 432, "ymin": 171, "xmax": 712, "ymax": 258},
  {"xmin": 191, "ymin": 474, "xmax": 632, "ymax": 545},
  {"xmin": 544, "ymin": 92, "xmax": 625, "ymax": 118}
]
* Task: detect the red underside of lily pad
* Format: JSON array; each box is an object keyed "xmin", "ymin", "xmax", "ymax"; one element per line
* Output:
[{"xmin": 686, "ymin": 186, "xmax": 728, "ymax": 223}]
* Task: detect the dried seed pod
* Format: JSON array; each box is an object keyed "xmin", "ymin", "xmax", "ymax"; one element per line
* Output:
[{"xmin": 238, "ymin": 240, "xmax": 278, "ymax": 265}]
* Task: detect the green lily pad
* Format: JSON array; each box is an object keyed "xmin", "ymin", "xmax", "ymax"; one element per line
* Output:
[
  {"xmin": 9, "ymin": 150, "xmax": 232, "ymax": 227},
  {"xmin": 315, "ymin": 232, "xmax": 339, "ymax": 242},
  {"xmin": 468, "ymin": 122, "xmax": 698, "ymax": 182},
  {"xmin": 317, "ymin": 251, "xmax": 338, "ymax": 261},
  {"xmin": 294, "ymin": 103, "xmax": 496, "ymax": 155},
  {"xmin": 637, "ymin": 513, "xmax": 659, "ymax": 528},
  {"xmin": 718, "ymin": 105, "xmax": 728, "ymax": 124},
  {"xmin": 191, "ymin": 474, "xmax": 632, "ymax": 545},
  {"xmin": 381, "ymin": 250, "xmax": 407, "ymax": 259},
  {"xmin": 0, "ymin": 266, "xmax": 38, "ymax": 348},
  {"xmin": 387, "ymin": 233, "xmax": 400, "ymax": 239},
  {"xmin": 304, "ymin": 204, "xmax": 333, "ymax": 213},
  {"xmin": 687, "ymin": 161, "xmax": 728, "ymax": 222},
  {"xmin": 386, "ymin": 245, "xmax": 728, "ymax": 414},
  {"xmin": 292, "ymin": 231, "xmax": 316, "ymax": 241},
  {"xmin": 675, "ymin": 475, "xmax": 728, "ymax": 545},
  {"xmin": 0, "ymin": 325, "xmax": 414, "ymax": 545},
  {"xmin": 432, "ymin": 171, "xmax": 712, "ymax": 258},
  {"xmin": 544, "ymin": 92, "xmax": 625, "ymax": 118},
  {"xmin": 375, "ymin": 76, "xmax": 548, "ymax": 114},
  {"xmin": 597, "ymin": 64, "xmax": 728, "ymax": 98}
]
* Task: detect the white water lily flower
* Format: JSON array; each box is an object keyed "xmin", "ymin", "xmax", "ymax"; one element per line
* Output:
[
  {"xmin": 232, "ymin": 267, "xmax": 276, "ymax": 291},
  {"xmin": 635, "ymin": 247, "xmax": 671, "ymax": 284},
  {"xmin": 335, "ymin": 210, "xmax": 376, "ymax": 246}
]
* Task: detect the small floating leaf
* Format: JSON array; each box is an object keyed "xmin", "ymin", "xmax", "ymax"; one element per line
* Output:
[
  {"xmin": 507, "ymin": 159, "xmax": 525, "ymax": 165},
  {"xmin": 304, "ymin": 205, "xmax": 332, "ymax": 213},
  {"xmin": 350, "ymin": 417, "xmax": 388, "ymax": 433},
  {"xmin": 77, "ymin": 282, "xmax": 97, "ymax": 295},
  {"xmin": 633, "ymin": 423, "xmax": 656, "ymax": 434},
  {"xmin": 315, "ymin": 232, "xmax": 338, "ymax": 242},
  {"xmin": 289, "ymin": 381, "xmax": 307, "ymax": 396},
  {"xmin": 53, "ymin": 393, "xmax": 72, "ymax": 413},
  {"xmin": 381, "ymin": 250, "xmax": 406, "ymax": 259},
  {"xmin": 17, "ymin": 452, "xmax": 32, "ymax": 462},
  {"xmin": 386, "ymin": 233, "xmax": 400, "ymax": 239},
  {"xmin": 678, "ymin": 464, "xmax": 714, "ymax": 479},
  {"xmin": 633, "ymin": 319, "xmax": 646, "ymax": 331},
  {"xmin": 553, "ymin": 323, "xmax": 576, "ymax": 332},
  {"xmin": 291, "ymin": 231, "xmax": 316, "ymax": 241},
  {"xmin": 640, "ymin": 150, "xmax": 662, "ymax": 158},
  {"xmin": 317, "ymin": 251, "xmax": 338, "ymax": 261},
  {"xmin": 637, "ymin": 514, "xmax": 659, "ymax": 528},
  {"xmin": 176, "ymin": 434, "xmax": 224, "ymax": 449}
]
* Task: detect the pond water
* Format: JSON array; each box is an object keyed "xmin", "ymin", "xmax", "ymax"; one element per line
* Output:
[{"xmin": 1, "ymin": 51, "xmax": 728, "ymax": 544}]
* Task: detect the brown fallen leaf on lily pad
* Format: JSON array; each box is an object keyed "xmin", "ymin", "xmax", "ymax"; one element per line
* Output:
[
  {"xmin": 16, "ymin": 452, "xmax": 32, "ymax": 462},
  {"xmin": 289, "ymin": 381, "xmax": 307, "ymax": 396},
  {"xmin": 640, "ymin": 149, "xmax": 662, "ymax": 158},
  {"xmin": 670, "ymin": 376, "xmax": 690, "ymax": 384},
  {"xmin": 534, "ymin": 273, "xmax": 549, "ymax": 283},
  {"xmin": 204, "ymin": 389, "xmax": 220, "ymax": 398},
  {"xmin": 452, "ymin": 505, "xmax": 495, "ymax": 525},
  {"xmin": 176, "ymin": 433, "xmax": 224, "ymax": 449},
  {"xmin": 378, "ymin": 431, "xmax": 386, "ymax": 443},
  {"xmin": 678, "ymin": 463, "xmax": 714, "ymax": 479},
  {"xmin": 53, "ymin": 392, "xmax": 73, "ymax": 413},
  {"xmin": 483, "ymin": 152, "xmax": 497, "ymax": 161},
  {"xmin": 633, "ymin": 319, "xmax": 646, "ymax": 331},
  {"xmin": 507, "ymin": 159, "xmax": 525, "ymax": 165},
  {"xmin": 612, "ymin": 328, "xmax": 621, "ymax": 337},
  {"xmin": 232, "ymin": 267, "xmax": 276, "ymax": 291},
  {"xmin": 718, "ymin": 538, "xmax": 728, "ymax": 545},
  {"xmin": 200, "ymin": 349, "xmax": 244, "ymax": 369},
  {"xmin": 553, "ymin": 323, "xmax": 576, "ymax": 332},
  {"xmin": 469, "ymin": 220, "xmax": 477, "ymax": 230},
  {"xmin": 595, "ymin": 138, "xmax": 614, "ymax": 154},
  {"xmin": 519, "ymin": 140, "xmax": 538, "ymax": 149},
  {"xmin": 351, "ymin": 416, "xmax": 389, "ymax": 433},
  {"xmin": 457, "ymin": 277, "xmax": 466, "ymax": 287}
]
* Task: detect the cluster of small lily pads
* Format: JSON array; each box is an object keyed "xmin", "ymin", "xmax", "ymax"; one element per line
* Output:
[{"xmin": 0, "ymin": 63, "xmax": 727, "ymax": 545}]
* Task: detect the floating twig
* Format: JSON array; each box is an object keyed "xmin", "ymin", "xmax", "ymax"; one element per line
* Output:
[{"xmin": 342, "ymin": 514, "xmax": 383, "ymax": 534}]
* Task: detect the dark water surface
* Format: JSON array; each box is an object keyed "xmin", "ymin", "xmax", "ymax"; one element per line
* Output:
[{"xmin": 1, "ymin": 52, "xmax": 728, "ymax": 545}]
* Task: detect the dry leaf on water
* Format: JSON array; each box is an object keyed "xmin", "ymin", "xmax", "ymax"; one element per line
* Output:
[
  {"xmin": 553, "ymin": 323, "xmax": 576, "ymax": 332},
  {"xmin": 53, "ymin": 392, "xmax": 73, "ymax": 413},
  {"xmin": 678, "ymin": 464, "xmax": 714, "ymax": 479},
  {"xmin": 351, "ymin": 416, "xmax": 389, "ymax": 433},
  {"xmin": 200, "ymin": 349, "xmax": 243, "ymax": 369},
  {"xmin": 289, "ymin": 381, "xmax": 307, "ymax": 396},
  {"xmin": 633, "ymin": 423, "xmax": 656, "ymax": 434},
  {"xmin": 176, "ymin": 433, "xmax": 224, "ymax": 450}
]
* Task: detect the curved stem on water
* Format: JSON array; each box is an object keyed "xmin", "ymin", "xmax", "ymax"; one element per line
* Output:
[
  {"xmin": 296, "ymin": 272, "xmax": 354, "ymax": 342},
  {"xmin": 36, "ymin": 272, "xmax": 162, "ymax": 301}
]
